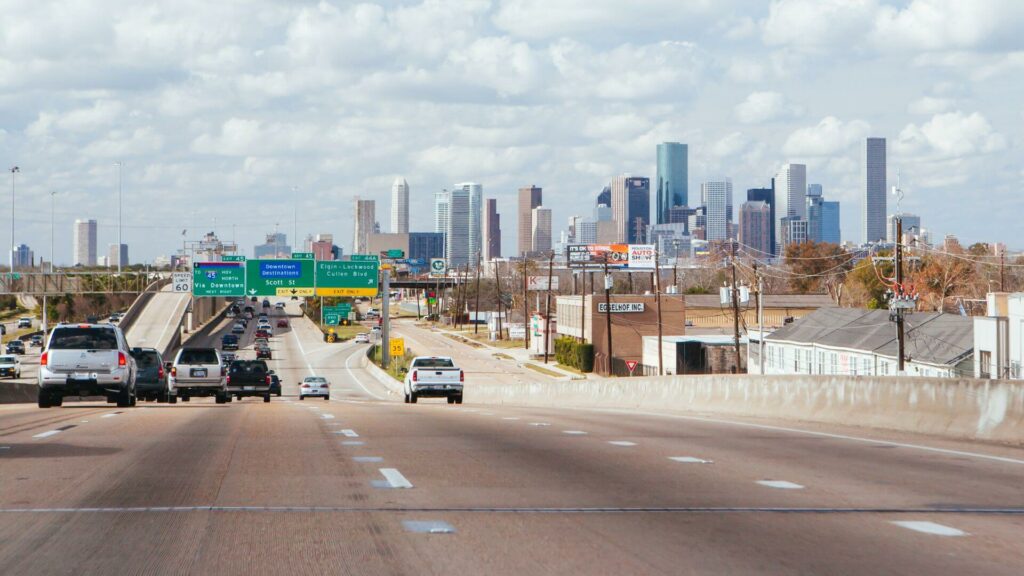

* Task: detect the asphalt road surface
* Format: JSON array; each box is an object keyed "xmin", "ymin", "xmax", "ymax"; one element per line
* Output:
[
  {"xmin": 124, "ymin": 284, "xmax": 190, "ymax": 354},
  {"xmin": 1, "ymin": 300, "xmax": 1023, "ymax": 575}
]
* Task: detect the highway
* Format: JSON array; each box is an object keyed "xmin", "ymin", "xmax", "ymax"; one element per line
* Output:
[
  {"xmin": 123, "ymin": 284, "xmax": 190, "ymax": 355},
  {"xmin": 1, "ymin": 300, "xmax": 1023, "ymax": 574}
]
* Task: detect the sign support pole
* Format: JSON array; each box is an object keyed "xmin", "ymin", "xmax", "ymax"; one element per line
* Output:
[
  {"xmin": 382, "ymin": 269, "xmax": 391, "ymax": 369},
  {"xmin": 543, "ymin": 251, "xmax": 554, "ymax": 364},
  {"xmin": 604, "ymin": 258, "xmax": 613, "ymax": 375}
]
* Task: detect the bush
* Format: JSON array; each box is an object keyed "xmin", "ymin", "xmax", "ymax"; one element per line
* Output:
[{"xmin": 554, "ymin": 336, "xmax": 594, "ymax": 372}]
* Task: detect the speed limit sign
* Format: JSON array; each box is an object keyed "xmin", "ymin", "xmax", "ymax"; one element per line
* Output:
[{"xmin": 172, "ymin": 272, "xmax": 192, "ymax": 293}]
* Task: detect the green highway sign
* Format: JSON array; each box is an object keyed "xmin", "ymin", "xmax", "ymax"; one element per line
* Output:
[
  {"xmin": 315, "ymin": 261, "xmax": 379, "ymax": 297},
  {"xmin": 324, "ymin": 312, "xmax": 340, "ymax": 325},
  {"xmin": 193, "ymin": 262, "xmax": 246, "ymax": 297},
  {"xmin": 385, "ymin": 249, "xmax": 405, "ymax": 258},
  {"xmin": 291, "ymin": 252, "xmax": 314, "ymax": 259},
  {"xmin": 322, "ymin": 303, "xmax": 352, "ymax": 326},
  {"xmin": 350, "ymin": 254, "xmax": 380, "ymax": 262},
  {"xmin": 245, "ymin": 259, "xmax": 315, "ymax": 297},
  {"xmin": 223, "ymin": 255, "xmax": 246, "ymax": 262}
]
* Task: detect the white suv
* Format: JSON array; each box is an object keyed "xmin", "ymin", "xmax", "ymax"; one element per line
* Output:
[
  {"xmin": 38, "ymin": 323, "xmax": 137, "ymax": 408},
  {"xmin": 169, "ymin": 347, "xmax": 228, "ymax": 404}
]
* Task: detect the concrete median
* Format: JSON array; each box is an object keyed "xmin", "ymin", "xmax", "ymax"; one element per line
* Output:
[
  {"xmin": 0, "ymin": 381, "xmax": 38, "ymax": 404},
  {"xmin": 468, "ymin": 374, "xmax": 1024, "ymax": 445}
]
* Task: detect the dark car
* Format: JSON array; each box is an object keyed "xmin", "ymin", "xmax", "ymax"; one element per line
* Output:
[
  {"xmin": 227, "ymin": 359, "xmax": 272, "ymax": 402},
  {"xmin": 6, "ymin": 340, "xmax": 25, "ymax": 355},
  {"xmin": 250, "ymin": 297, "xmax": 258, "ymax": 303},
  {"xmin": 254, "ymin": 329, "xmax": 270, "ymax": 340},
  {"xmin": 268, "ymin": 371, "xmax": 281, "ymax": 396},
  {"xmin": 255, "ymin": 344, "xmax": 272, "ymax": 360},
  {"xmin": 131, "ymin": 348, "xmax": 167, "ymax": 402},
  {"xmin": 276, "ymin": 318, "xmax": 288, "ymax": 328},
  {"xmin": 29, "ymin": 334, "xmax": 43, "ymax": 347},
  {"xmin": 262, "ymin": 299, "xmax": 271, "ymax": 308},
  {"xmin": 221, "ymin": 334, "xmax": 239, "ymax": 350}
]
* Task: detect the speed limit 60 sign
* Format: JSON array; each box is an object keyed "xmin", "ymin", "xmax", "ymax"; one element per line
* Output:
[{"xmin": 172, "ymin": 272, "xmax": 192, "ymax": 293}]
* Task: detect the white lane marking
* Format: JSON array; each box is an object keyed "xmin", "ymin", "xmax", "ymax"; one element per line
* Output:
[
  {"xmin": 528, "ymin": 422, "xmax": 550, "ymax": 427},
  {"xmin": 892, "ymin": 521, "xmax": 966, "ymax": 536},
  {"xmin": 670, "ymin": 457, "xmax": 713, "ymax": 464},
  {"xmin": 101, "ymin": 414, "xmax": 118, "ymax": 419},
  {"xmin": 502, "ymin": 417, "xmax": 520, "ymax": 421},
  {"xmin": 757, "ymin": 480, "xmax": 804, "ymax": 490},
  {"xmin": 289, "ymin": 324, "xmax": 316, "ymax": 376},
  {"xmin": 342, "ymin": 345, "xmax": 388, "ymax": 401},
  {"xmin": 341, "ymin": 441, "xmax": 365, "ymax": 446},
  {"xmin": 402, "ymin": 520, "xmax": 456, "ymax": 534},
  {"xmin": 596, "ymin": 408, "xmax": 1024, "ymax": 467},
  {"xmin": 321, "ymin": 414, "xmax": 335, "ymax": 420},
  {"xmin": 563, "ymin": 430, "xmax": 587, "ymax": 435},
  {"xmin": 379, "ymin": 468, "xmax": 413, "ymax": 489},
  {"xmin": 353, "ymin": 456, "xmax": 383, "ymax": 463},
  {"xmin": 80, "ymin": 420, "xmax": 89, "ymax": 423},
  {"xmin": 0, "ymin": 446, "xmax": 10, "ymax": 450},
  {"xmin": 33, "ymin": 430, "xmax": 61, "ymax": 439},
  {"xmin": 608, "ymin": 441, "xmax": 637, "ymax": 446},
  {"xmin": 340, "ymin": 429, "xmax": 359, "ymax": 437}
]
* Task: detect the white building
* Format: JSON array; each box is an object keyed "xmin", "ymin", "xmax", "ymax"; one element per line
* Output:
[
  {"xmin": 755, "ymin": 307, "xmax": 973, "ymax": 378},
  {"xmin": 973, "ymin": 292, "xmax": 1024, "ymax": 379},
  {"xmin": 701, "ymin": 179, "xmax": 733, "ymax": 241},
  {"xmin": 353, "ymin": 197, "xmax": 375, "ymax": 255},
  {"xmin": 107, "ymin": 244, "xmax": 128, "ymax": 268},
  {"xmin": 445, "ymin": 186, "xmax": 472, "ymax": 267},
  {"xmin": 434, "ymin": 190, "xmax": 449, "ymax": 235},
  {"xmin": 453, "ymin": 182, "xmax": 482, "ymax": 260},
  {"xmin": 73, "ymin": 219, "xmax": 98, "ymax": 267},
  {"xmin": 391, "ymin": 177, "xmax": 409, "ymax": 234},
  {"xmin": 773, "ymin": 164, "xmax": 806, "ymax": 250},
  {"xmin": 531, "ymin": 206, "xmax": 552, "ymax": 254},
  {"xmin": 887, "ymin": 213, "xmax": 921, "ymax": 244}
]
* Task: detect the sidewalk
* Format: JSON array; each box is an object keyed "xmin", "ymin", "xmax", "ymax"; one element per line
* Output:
[{"xmin": 419, "ymin": 323, "xmax": 595, "ymax": 380}]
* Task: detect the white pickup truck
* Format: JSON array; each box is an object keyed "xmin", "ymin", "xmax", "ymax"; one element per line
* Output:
[{"xmin": 403, "ymin": 356, "xmax": 463, "ymax": 404}]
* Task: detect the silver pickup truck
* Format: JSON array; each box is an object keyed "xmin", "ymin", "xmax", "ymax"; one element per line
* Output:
[
  {"xmin": 38, "ymin": 323, "xmax": 137, "ymax": 408},
  {"xmin": 403, "ymin": 356, "xmax": 463, "ymax": 404}
]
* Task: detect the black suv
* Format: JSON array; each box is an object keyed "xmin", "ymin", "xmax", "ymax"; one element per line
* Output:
[
  {"xmin": 227, "ymin": 360, "xmax": 272, "ymax": 402},
  {"xmin": 268, "ymin": 371, "xmax": 281, "ymax": 396},
  {"xmin": 131, "ymin": 348, "xmax": 168, "ymax": 402},
  {"xmin": 6, "ymin": 340, "xmax": 25, "ymax": 355},
  {"xmin": 221, "ymin": 334, "xmax": 239, "ymax": 351}
]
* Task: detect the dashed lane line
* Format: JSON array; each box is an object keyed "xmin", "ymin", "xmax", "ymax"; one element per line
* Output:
[
  {"xmin": 378, "ymin": 468, "xmax": 413, "ymax": 489},
  {"xmin": 892, "ymin": 521, "xmax": 967, "ymax": 536},
  {"xmin": 757, "ymin": 480, "xmax": 805, "ymax": 490}
]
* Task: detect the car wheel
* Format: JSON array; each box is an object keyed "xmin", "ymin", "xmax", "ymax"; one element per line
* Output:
[
  {"xmin": 447, "ymin": 396, "xmax": 455, "ymax": 404},
  {"xmin": 37, "ymin": 391, "xmax": 51, "ymax": 408},
  {"xmin": 157, "ymin": 394, "xmax": 166, "ymax": 403},
  {"xmin": 182, "ymin": 395, "xmax": 190, "ymax": 402},
  {"xmin": 455, "ymin": 395, "xmax": 463, "ymax": 405},
  {"xmin": 276, "ymin": 392, "xmax": 281, "ymax": 397},
  {"xmin": 299, "ymin": 395, "xmax": 304, "ymax": 400},
  {"xmin": 324, "ymin": 396, "xmax": 329, "ymax": 401},
  {"xmin": 403, "ymin": 393, "xmax": 409, "ymax": 404},
  {"xmin": 264, "ymin": 394, "xmax": 270, "ymax": 403},
  {"xmin": 129, "ymin": 394, "xmax": 137, "ymax": 407},
  {"xmin": 168, "ymin": 394, "xmax": 178, "ymax": 404},
  {"xmin": 215, "ymin": 393, "xmax": 226, "ymax": 404},
  {"xmin": 410, "ymin": 393, "xmax": 418, "ymax": 404},
  {"xmin": 117, "ymin": 388, "xmax": 132, "ymax": 408}
]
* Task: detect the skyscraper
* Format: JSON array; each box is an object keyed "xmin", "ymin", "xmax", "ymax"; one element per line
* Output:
[
  {"xmin": 518, "ymin": 185, "xmax": 542, "ymax": 256},
  {"xmin": 11, "ymin": 244, "xmax": 33, "ymax": 269},
  {"xmin": 596, "ymin": 186, "xmax": 610, "ymax": 207},
  {"xmin": 391, "ymin": 177, "xmax": 409, "ymax": 234},
  {"xmin": 773, "ymin": 164, "xmax": 807, "ymax": 250},
  {"xmin": 108, "ymin": 244, "xmax": 128, "ymax": 268},
  {"xmin": 531, "ymin": 206, "xmax": 552, "ymax": 254},
  {"xmin": 701, "ymin": 179, "xmax": 733, "ymax": 242},
  {"xmin": 73, "ymin": 219, "xmax": 97, "ymax": 267},
  {"xmin": 821, "ymin": 201, "xmax": 841, "ymax": 244},
  {"xmin": 454, "ymin": 182, "xmax": 483, "ymax": 259},
  {"xmin": 610, "ymin": 176, "xmax": 650, "ymax": 243},
  {"xmin": 656, "ymin": 142, "xmax": 688, "ymax": 224},
  {"xmin": 746, "ymin": 187, "xmax": 775, "ymax": 255},
  {"xmin": 353, "ymin": 197, "xmax": 375, "ymax": 255},
  {"xmin": 445, "ymin": 187, "xmax": 471, "ymax": 267},
  {"xmin": 887, "ymin": 213, "xmax": 921, "ymax": 244},
  {"xmin": 739, "ymin": 201, "xmax": 771, "ymax": 257},
  {"xmin": 864, "ymin": 137, "xmax": 887, "ymax": 244},
  {"xmin": 483, "ymin": 198, "xmax": 501, "ymax": 261},
  {"xmin": 806, "ymin": 184, "xmax": 824, "ymax": 243},
  {"xmin": 434, "ymin": 190, "xmax": 449, "ymax": 235}
]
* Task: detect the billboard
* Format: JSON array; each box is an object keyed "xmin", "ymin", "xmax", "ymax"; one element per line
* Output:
[
  {"xmin": 527, "ymin": 276, "xmax": 560, "ymax": 291},
  {"xmin": 566, "ymin": 244, "xmax": 629, "ymax": 268},
  {"xmin": 627, "ymin": 244, "xmax": 656, "ymax": 269}
]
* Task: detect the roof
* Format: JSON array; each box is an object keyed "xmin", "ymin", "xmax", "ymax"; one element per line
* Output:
[
  {"xmin": 684, "ymin": 294, "xmax": 836, "ymax": 309},
  {"xmin": 643, "ymin": 335, "xmax": 749, "ymax": 346},
  {"xmin": 766, "ymin": 308, "xmax": 973, "ymax": 366}
]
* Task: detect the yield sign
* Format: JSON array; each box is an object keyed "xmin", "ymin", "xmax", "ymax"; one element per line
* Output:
[{"xmin": 625, "ymin": 360, "xmax": 639, "ymax": 374}]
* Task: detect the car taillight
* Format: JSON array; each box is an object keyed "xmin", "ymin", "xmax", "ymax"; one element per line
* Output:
[
  {"xmin": 460, "ymin": 370, "xmax": 464, "ymax": 382},
  {"xmin": 266, "ymin": 375, "xmax": 271, "ymax": 385},
  {"xmin": 118, "ymin": 352, "xmax": 127, "ymax": 367},
  {"xmin": 225, "ymin": 375, "xmax": 231, "ymax": 385},
  {"xmin": 158, "ymin": 366, "xmax": 164, "ymax": 379},
  {"xmin": 40, "ymin": 352, "xmax": 48, "ymax": 366},
  {"xmin": 412, "ymin": 370, "xmax": 417, "ymax": 382},
  {"xmin": 171, "ymin": 366, "xmax": 177, "ymax": 377}
]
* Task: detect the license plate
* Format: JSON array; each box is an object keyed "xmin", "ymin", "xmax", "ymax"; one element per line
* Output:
[
  {"xmin": 191, "ymin": 369, "xmax": 207, "ymax": 377},
  {"xmin": 71, "ymin": 372, "xmax": 90, "ymax": 380},
  {"xmin": 244, "ymin": 386, "xmax": 254, "ymax": 391}
]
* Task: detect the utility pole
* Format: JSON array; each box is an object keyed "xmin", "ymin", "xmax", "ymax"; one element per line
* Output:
[
  {"xmin": 543, "ymin": 251, "xmax": 554, "ymax": 364},
  {"xmin": 603, "ymin": 257, "xmax": 613, "ymax": 375},
  {"xmin": 115, "ymin": 161, "xmax": 122, "ymax": 275},
  {"xmin": 655, "ymin": 248, "xmax": 664, "ymax": 376},
  {"xmin": 9, "ymin": 166, "xmax": 18, "ymax": 275},
  {"xmin": 523, "ymin": 259, "xmax": 530, "ymax": 349},
  {"xmin": 895, "ymin": 216, "xmax": 905, "ymax": 374},
  {"xmin": 580, "ymin": 267, "xmax": 587, "ymax": 344},
  {"xmin": 730, "ymin": 241, "xmax": 742, "ymax": 373},
  {"xmin": 1000, "ymin": 250, "xmax": 1006, "ymax": 292},
  {"xmin": 494, "ymin": 260, "xmax": 504, "ymax": 340},
  {"xmin": 755, "ymin": 262, "xmax": 765, "ymax": 374},
  {"xmin": 382, "ymin": 269, "xmax": 391, "ymax": 368},
  {"xmin": 474, "ymin": 251, "xmax": 482, "ymax": 334}
]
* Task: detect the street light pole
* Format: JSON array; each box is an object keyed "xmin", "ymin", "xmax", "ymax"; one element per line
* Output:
[
  {"xmin": 49, "ymin": 191, "xmax": 56, "ymax": 273},
  {"xmin": 115, "ymin": 161, "xmax": 123, "ymax": 274},
  {"xmin": 292, "ymin": 185, "xmax": 298, "ymax": 253},
  {"xmin": 9, "ymin": 166, "xmax": 19, "ymax": 274}
]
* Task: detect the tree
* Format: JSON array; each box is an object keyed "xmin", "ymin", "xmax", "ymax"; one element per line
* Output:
[
  {"xmin": 845, "ymin": 256, "xmax": 891, "ymax": 309},
  {"xmin": 784, "ymin": 242, "xmax": 853, "ymax": 299},
  {"xmin": 912, "ymin": 252, "xmax": 976, "ymax": 311}
]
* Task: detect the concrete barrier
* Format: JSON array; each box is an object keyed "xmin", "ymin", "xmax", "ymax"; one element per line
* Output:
[
  {"xmin": 361, "ymin": 346, "xmax": 403, "ymax": 397},
  {"xmin": 468, "ymin": 374, "xmax": 1024, "ymax": 445},
  {"xmin": 0, "ymin": 382, "xmax": 38, "ymax": 404}
]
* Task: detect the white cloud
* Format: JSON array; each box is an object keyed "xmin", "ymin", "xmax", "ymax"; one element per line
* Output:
[
  {"xmin": 782, "ymin": 116, "xmax": 871, "ymax": 157},
  {"xmin": 872, "ymin": 0, "xmax": 1024, "ymax": 52},
  {"xmin": 895, "ymin": 111, "xmax": 1006, "ymax": 159},
  {"xmin": 734, "ymin": 91, "xmax": 799, "ymax": 124},
  {"xmin": 710, "ymin": 132, "xmax": 749, "ymax": 158},
  {"xmin": 907, "ymin": 96, "xmax": 953, "ymax": 115},
  {"xmin": 762, "ymin": 0, "xmax": 878, "ymax": 49}
]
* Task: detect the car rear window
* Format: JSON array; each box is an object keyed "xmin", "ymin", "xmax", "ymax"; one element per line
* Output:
[
  {"xmin": 230, "ymin": 361, "xmax": 268, "ymax": 376},
  {"xmin": 0, "ymin": 355, "xmax": 15, "ymax": 363},
  {"xmin": 49, "ymin": 327, "xmax": 118, "ymax": 350},
  {"xmin": 413, "ymin": 358, "xmax": 455, "ymax": 368},
  {"xmin": 178, "ymin": 349, "xmax": 218, "ymax": 364},
  {"xmin": 133, "ymin": 351, "xmax": 160, "ymax": 368}
]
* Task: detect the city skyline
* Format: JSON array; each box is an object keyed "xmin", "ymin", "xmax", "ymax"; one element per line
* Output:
[{"xmin": 1, "ymin": 2, "xmax": 1020, "ymax": 264}]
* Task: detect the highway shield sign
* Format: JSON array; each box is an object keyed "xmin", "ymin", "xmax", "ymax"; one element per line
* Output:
[
  {"xmin": 245, "ymin": 259, "xmax": 315, "ymax": 297},
  {"xmin": 315, "ymin": 261, "xmax": 379, "ymax": 297},
  {"xmin": 193, "ymin": 262, "xmax": 245, "ymax": 297}
]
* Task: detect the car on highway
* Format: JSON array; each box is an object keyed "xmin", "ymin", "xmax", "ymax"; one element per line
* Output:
[
  {"xmin": 38, "ymin": 323, "xmax": 137, "ymax": 408},
  {"xmin": 131, "ymin": 347, "xmax": 168, "ymax": 403},
  {"xmin": 226, "ymin": 359, "xmax": 272, "ymax": 402},
  {"xmin": 226, "ymin": 309, "xmax": 236, "ymax": 319},
  {"xmin": 354, "ymin": 333, "xmax": 369, "ymax": 344},
  {"xmin": 0, "ymin": 355, "xmax": 21, "ymax": 379},
  {"xmin": 221, "ymin": 351, "xmax": 236, "ymax": 364},
  {"xmin": 404, "ymin": 356, "xmax": 463, "ymax": 404},
  {"xmin": 169, "ymin": 347, "xmax": 228, "ymax": 404},
  {"xmin": 298, "ymin": 376, "xmax": 329, "ymax": 400},
  {"xmin": 254, "ymin": 328, "xmax": 271, "ymax": 340},
  {"xmin": 6, "ymin": 340, "xmax": 26, "ymax": 355},
  {"xmin": 274, "ymin": 302, "xmax": 285, "ymax": 310},
  {"xmin": 221, "ymin": 334, "xmax": 239, "ymax": 350},
  {"xmin": 276, "ymin": 318, "xmax": 288, "ymax": 328},
  {"xmin": 268, "ymin": 371, "xmax": 281, "ymax": 396},
  {"xmin": 108, "ymin": 313, "xmax": 122, "ymax": 324},
  {"xmin": 231, "ymin": 322, "xmax": 245, "ymax": 334},
  {"xmin": 16, "ymin": 317, "xmax": 32, "ymax": 328},
  {"xmin": 255, "ymin": 343, "xmax": 272, "ymax": 360},
  {"xmin": 262, "ymin": 299, "xmax": 271, "ymax": 308},
  {"xmin": 29, "ymin": 334, "xmax": 43, "ymax": 347}
]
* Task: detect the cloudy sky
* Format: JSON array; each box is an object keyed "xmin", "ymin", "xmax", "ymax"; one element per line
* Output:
[{"xmin": 1, "ymin": 0, "xmax": 1022, "ymax": 265}]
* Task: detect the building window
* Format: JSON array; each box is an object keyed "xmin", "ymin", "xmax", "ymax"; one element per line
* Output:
[
  {"xmin": 979, "ymin": 351, "xmax": 991, "ymax": 379},
  {"xmin": 817, "ymin": 351, "xmax": 824, "ymax": 374},
  {"xmin": 805, "ymin": 350, "xmax": 812, "ymax": 374},
  {"xmin": 863, "ymin": 358, "xmax": 871, "ymax": 375},
  {"xmin": 851, "ymin": 357, "xmax": 858, "ymax": 376}
]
